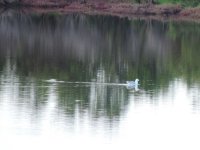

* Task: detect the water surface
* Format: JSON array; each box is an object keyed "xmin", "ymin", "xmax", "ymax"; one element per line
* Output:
[{"xmin": 0, "ymin": 12, "xmax": 200, "ymax": 150}]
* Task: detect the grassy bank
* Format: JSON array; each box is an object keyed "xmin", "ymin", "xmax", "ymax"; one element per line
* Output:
[
  {"xmin": 159, "ymin": 0, "xmax": 199, "ymax": 6},
  {"xmin": 1, "ymin": 0, "xmax": 200, "ymax": 22},
  {"xmin": 1, "ymin": 0, "xmax": 200, "ymax": 8},
  {"xmin": 133, "ymin": 0, "xmax": 200, "ymax": 7}
]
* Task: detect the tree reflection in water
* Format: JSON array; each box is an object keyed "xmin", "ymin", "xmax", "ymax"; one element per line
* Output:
[{"xmin": 0, "ymin": 11, "xmax": 200, "ymax": 129}]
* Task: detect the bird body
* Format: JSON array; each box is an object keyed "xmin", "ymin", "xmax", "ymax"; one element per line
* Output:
[
  {"xmin": 126, "ymin": 79, "xmax": 139, "ymax": 90},
  {"xmin": 126, "ymin": 79, "xmax": 139, "ymax": 86}
]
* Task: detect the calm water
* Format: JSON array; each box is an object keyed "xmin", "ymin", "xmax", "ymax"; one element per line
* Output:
[{"xmin": 0, "ymin": 11, "xmax": 200, "ymax": 150}]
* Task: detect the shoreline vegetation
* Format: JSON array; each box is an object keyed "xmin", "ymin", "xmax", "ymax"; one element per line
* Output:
[{"xmin": 0, "ymin": 0, "xmax": 200, "ymax": 21}]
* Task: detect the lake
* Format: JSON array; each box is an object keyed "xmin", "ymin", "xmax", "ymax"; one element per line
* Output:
[{"xmin": 0, "ymin": 11, "xmax": 200, "ymax": 150}]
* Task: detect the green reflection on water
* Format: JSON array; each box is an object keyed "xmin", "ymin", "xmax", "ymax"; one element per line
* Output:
[{"xmin": 0, "ymin": 12, "xmax": 200, "ymax": 119}]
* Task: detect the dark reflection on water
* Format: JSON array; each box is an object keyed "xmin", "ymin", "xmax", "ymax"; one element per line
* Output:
[{"xmin": 1, "ymin": 11, "xmax": 200, "ymax": 148}]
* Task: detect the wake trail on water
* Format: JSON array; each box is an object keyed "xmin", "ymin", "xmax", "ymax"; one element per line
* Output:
[
  {"xmin": 43, "ymin": 79, "xmax": 127, "ymax": 86},
  {"xmin": 66, "ymin": 81, "xmax": 127, "ymax": 86}
]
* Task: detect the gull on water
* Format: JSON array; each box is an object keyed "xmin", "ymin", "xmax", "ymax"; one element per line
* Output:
[{"xmin": 126, "ymin": 78, "xmax": 139, "ymax": 90}]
